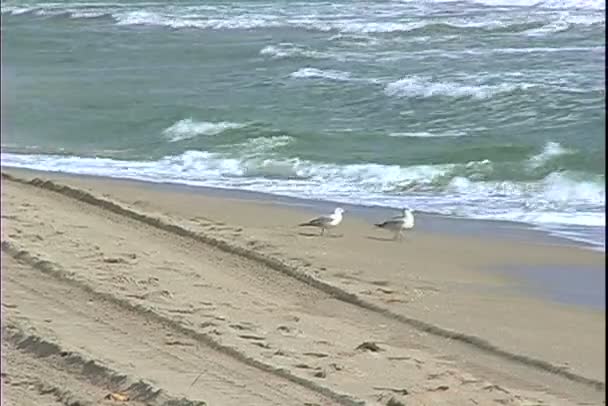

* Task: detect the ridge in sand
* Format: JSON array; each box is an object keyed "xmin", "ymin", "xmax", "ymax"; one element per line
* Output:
[{"xmin": 1, "ymin": 169, "xmax": 605, "ymax": 405}]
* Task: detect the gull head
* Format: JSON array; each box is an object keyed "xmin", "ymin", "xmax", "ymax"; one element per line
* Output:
[
  {"xmin": 334, "ymin": 207, "xmax": 345, "ymax": 215},
  {"xmin": 402, "ymin": 207, "xmax": 414, "ymax": 215}
]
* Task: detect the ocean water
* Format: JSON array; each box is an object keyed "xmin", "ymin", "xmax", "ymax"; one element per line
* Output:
[{"xmin": 1, "ymin": 0, "xmax": 605, "ymax": 249}]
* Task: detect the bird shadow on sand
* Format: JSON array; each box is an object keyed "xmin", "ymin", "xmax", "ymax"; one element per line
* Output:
[
  {"xmin": 298, "ymin": 232, "xmax": 343, "ymax": 238},
  {"xmin": 365, "ymin": 236, "xmax": 407, "ymax": 242}
]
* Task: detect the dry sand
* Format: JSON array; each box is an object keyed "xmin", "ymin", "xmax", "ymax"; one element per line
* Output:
[{"xmin": 1, "ymin": 168, "xmax": 605, "ymax": 405}]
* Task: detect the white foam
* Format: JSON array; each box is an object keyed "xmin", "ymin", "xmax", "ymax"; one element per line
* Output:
[
  {"xmin": 162, "ymin": 150, "xmax": 243, "ymax": 177},
  {"xmin": 4, "ymin": 0, "xmax": 604, "ymax": 25},
  {"xmin": 260, "ymin": 44, "xmax": 327, "ymax": 60},
  {"xmin": 109, "ymin": 13, "xmax": 517, "ymax": 34},
  {"xmin": 328, "ymin": 21, "xmax": 427, "ymax": 34},
  {"xmin": 1, "ymin": 152, "xmax": 604, "ymax": 243},
  {"xmin": 238, "ymin": 135, "xmax": 294, "ymax": 155},
  {"xmin": 527, "ymin": 141, "xmax": 573, "ymax": 167},
  {"xmin": 388, "ymin": 130, "xmax": 467, "ymax": 138},
  {"xmin": 5, "ymin": 0, "xmax": 602, "ymax": 34},
  {"xmin": 469, "ymin": 0, "xmax": 604, "ymax": 9},
  {"xmin": 327, "ymin": 33, "xmax": 379, "ymax": 44},
  {"xmin": 385, "ymin": 76, "xmax": 532, "ymax": 99},
  {"xmin": 115, "ymin": 10, "xmax": 281, "ymax": 30},
  {"xmin": 70, "ymin": 10, "xmax": 108, "ymax": 18},
  {"xmin": 4, "ymin": 7, "xmax": 36, "ymax": 15},
  {"xmin": 411, "ymin": 46, "xmax": 603, "ymax": 58},
  {"xmin": 446, "ymin": 170, "xmax": 605, "ymax": 205},
  {"xmin": 162, "ymin": 119, "xmax": 245, "ymax": 142},
  {"xmin": 289, "ymin": 68, "xmax": 352, "ymax": 82},
  {"xmin": 513, "ymin": 211, "xmax": 605, "ymax": 227},
  {"xmin": 539, "ymin": 0, "xmax": 605, "ymax": 9},
  {"xmin": 524, "ymin": 12, "xmax": 605, "ymax": 35},
  {"xmin": 541, "ymin": 171, "xmax": 605, "ymax": 205}
]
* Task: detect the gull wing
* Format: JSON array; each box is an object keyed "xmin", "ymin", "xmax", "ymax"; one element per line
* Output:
[
  {"xmin": 300, "ymin": 215, "xmax": 332, "ymax": 227},
  {"xmin": 375, "ymin": 218, "xmax": 404, "ymax": 228}
]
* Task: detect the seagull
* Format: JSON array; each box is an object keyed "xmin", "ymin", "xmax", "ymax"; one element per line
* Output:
[
  {"xmin": 375, "ymin": 208, "xmax": 414, "ymax": 241},
  {"xmin": 299, "ymin": 207, "xmax": 345, "ymax": 236}
]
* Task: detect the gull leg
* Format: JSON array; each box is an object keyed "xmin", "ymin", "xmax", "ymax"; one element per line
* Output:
[
  {"xmin": 393, "ymin": 230, "xmax": 400, "ymax": 241},
  {"xmin": 320, "ymin": 227, "xmax": 325, "ymax": 236}
]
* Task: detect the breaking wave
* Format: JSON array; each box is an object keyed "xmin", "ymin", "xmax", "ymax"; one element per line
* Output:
[
  {"xmin": 385, "ymin": 76, "xmax": 534, "ymax": 99},
  {"xmin": 289, "ymin": 68, "xmax": 353, "ymax": 82},
  {"xmin": 2, "ymin": 150, "xmax": 604, "ymax": 234},
  {"xmin": 162, "ymin": 119, "xmax": 246, "ymax": 142}
]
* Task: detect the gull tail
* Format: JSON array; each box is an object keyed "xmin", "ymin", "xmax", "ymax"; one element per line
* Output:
[{"xmin": 374, "ymin": 222, "xmax": 385, "ymax": 228}]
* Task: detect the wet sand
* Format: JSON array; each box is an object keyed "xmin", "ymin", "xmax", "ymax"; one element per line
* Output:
[{"xmin": 1, "ymin": 168, "xmax": 605, "ymax": 405}]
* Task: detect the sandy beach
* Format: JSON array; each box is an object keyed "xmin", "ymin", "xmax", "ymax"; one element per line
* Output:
[{"xmin": 1, "ymin": 168, "xmax": 605, "ymax": 406}]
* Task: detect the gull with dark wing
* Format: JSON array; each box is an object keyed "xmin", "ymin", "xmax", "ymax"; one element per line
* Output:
[
  {"xmin": 375, "ymin": 207, "xmax": 414, "ymax": 241},
  {"xmin": 299, "ymin": 207, "xmax": 345, "ymax": 236}
]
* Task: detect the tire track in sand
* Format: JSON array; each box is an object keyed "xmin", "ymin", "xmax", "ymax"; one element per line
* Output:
[
  {"xmin": 1, "ymin": 172, "xmax": 603, "ymax": 393},
  {"xmin": 1, "ymin": 251, "xmax": 357, "ymax": 406}
]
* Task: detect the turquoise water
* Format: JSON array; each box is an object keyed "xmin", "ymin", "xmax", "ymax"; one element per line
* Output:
[{"xmin": 1, "ymin": 0, "xmax": 605, "ymax": 248}]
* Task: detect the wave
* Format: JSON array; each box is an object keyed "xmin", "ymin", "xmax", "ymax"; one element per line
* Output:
[
  {"xmin": 469, "ymin": 0, "xmax": 605, "ymax": 10},
  {"xmin": 527, "ymin": 141, "xmax": 574, "ymax": 168},
  {"xmin": 69, "ymin": 10, "xmax": 108, "ymax": 19},
  {"xmin": 388, "ymin": 131, "xmax": 468, "ymax": 138},
  {"xmin": 528, "ymin": 13, "xmax": 604, "ymax": 35},
  {"xmin": 2, "ymin": 0, "xmax": 603, "ymax": 17},
  {"xmin": 2, "ymin": 152, "xmax": 604, "ymax": 232},
  {"xmin": 384, "ymin": 76, "xmax": 533, "ymax": 99},
  {"xmin": 260, "ymin": 44, "xmax": 328, "ymax": 60},
  {"xmin": 263, "ymin": 43, "xmax": 602, "ymax": 68},
  {"xmin": 114, "ymin": 10, "xmax": 285, "ymax": 30},
  {"xmin": 92, "ymin": 14, "xmax": 608, "ymax": 33},
  {"xmin": 162, "ymin": 119, "xmax": 245, "ymax": 142},
  {"xmin": 404, "ymin": 46, "xmax": 603, "ymax": 59},
  {"xmin": 110, "ymin": 14, "xmax": 466, "ymax": 34},
  {"xmin": 237, "ymin": 135, "xmax": 294, "ymax": 155},
  {"xmin": 289, "ymin": 68, "xmax": 352, "ymax": 82},
  {"xmin": 4, "ymin": 2, "xmax": 602, "ymax": 34},
  {"xmin": 1, "ymin": 5, "xmax": 114, "ymax": 18},
  {"xmin": 3, "ymin": 7, "xmax": 36, "ymax": 15},
  {"xmin": 445, "ymin": 171, "xmax": 605, "ymax": 208}
]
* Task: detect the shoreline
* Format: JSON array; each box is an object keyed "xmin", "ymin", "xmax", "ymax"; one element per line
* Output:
[
  {"xmin": 2, "ymin": 167, "xmax": 605, "ymax": 313},
  {"xmin": 2, "ymin": 167, "xmax": 605, "ymax": 404},
  {"xmin": 0, "ymin": 164, "xmax": 604, "ymax": 252}
]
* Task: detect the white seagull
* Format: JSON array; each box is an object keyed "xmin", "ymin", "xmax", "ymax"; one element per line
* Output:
[
  {"xmin": 299, "ymin": 207, "xmax": 345, "ymax": 236},
  {"xmin": 375, "ymin": 208, "xmax": 415, "ymax": 241}
]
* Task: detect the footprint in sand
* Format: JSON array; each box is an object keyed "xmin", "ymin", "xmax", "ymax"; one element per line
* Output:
[
  {"xmin": 102, "ymin": 253, "xmax": 137, "ymax": 265},
  {"xmin": 303, "ymin": 352, "xmax": 329, "ymax": 358},
  {"xmin": 165, "ymin": 339, "xmax": 195, "ymax": 347},
  {"xmin": 109, "ymin": 274, "xmax": 138, "ymax": 286},
  {"xmin": 237, "ymin": 333, "xmax": 271, "ymax": 349},
  {"xmin": 313, "ymin": 370, "xmax": 326, "ymax": 378},
  {"xmin": 388, "ymin": 356, "xmax": 423, "ymax": 369},
  {"xmin": 238, "ymin": 334, "xmax": 265, "ymax": 341},
  {"xmin": 427, "ymin": 385, "xmax": 450, "ymax": 392},
  {"xmin": 167, "ymin": 307, "xmax": 200, "ymax": 315},
  {"xmin": 370, "ymin": 280, "xmax": 390, "ymax": 286},
  {"xmin": 277, "ymin": 325, "xmax": 303, "ymax": 337},
  {"xmin": 385, "ymin": 298, "xmax": 409, "ymax": 304},
  {"xmin": 229, "ymin": 321, "xmax": 256, "ymax": 331},
  {"xmin": 137, "ymin": 276, "xmax": 160, "ymax": 287},
  {"xmin": 139, "ymin": 289, "xmax": 174, "ymax": 302}
]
